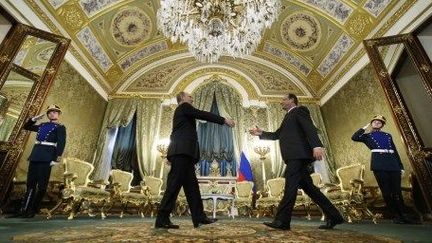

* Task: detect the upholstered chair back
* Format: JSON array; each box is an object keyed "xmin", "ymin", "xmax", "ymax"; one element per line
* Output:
[
  {"xmin": 65, "ymin": 157, "xmax": 94, "ymax": 187},
  {"xmin": 143, "ymin": 176, "xmax": 163, "ymax": 196},
  {"xmin": 111, "ymin": 169, "xmax": 133, "ymax": 193},
  {"xmin": 336, "ymin": 164, "xmax": 363, "ymax": 191},
  {"xmin": 267, "ymin": 177, "xmax": 285, "ymax": 198},
  {"xmin": 235, "ymin": 181, "xmax": 254, "ymax": 199}
]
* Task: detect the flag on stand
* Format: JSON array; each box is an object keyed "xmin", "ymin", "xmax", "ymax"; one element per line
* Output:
[{"xmin": 237, "ymin": 151, "xmax": 255, "ymax": 192}]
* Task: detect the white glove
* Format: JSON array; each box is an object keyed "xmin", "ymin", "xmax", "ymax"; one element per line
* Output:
[
  {"xmin": 50, "ymin": 161, "xmax": 60, "ymax": 166},
  {"xmin": 362, "ymin": 123, "xmax": 370, "ymax": 130},
  {"xmin": 401, "ymin": 169, "xmax": 405, "ymax": 175},
  {"xmin": 32, "ymin": 113, "xmax": 45, "ymax": 122}
]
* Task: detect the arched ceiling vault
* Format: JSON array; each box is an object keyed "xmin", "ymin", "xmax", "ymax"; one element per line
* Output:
[{"xmin": 2, "ymin": 0, "xmax": 430, "ymax": 101}]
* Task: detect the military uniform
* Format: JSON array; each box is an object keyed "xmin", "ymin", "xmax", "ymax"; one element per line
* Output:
[
  {"xmin": 352, "ymin": 115, "xmax": 408, "ymax": 223},
  {"xmin": 20, "ymin": 105, "xmax": 66, "ymax": 217}
]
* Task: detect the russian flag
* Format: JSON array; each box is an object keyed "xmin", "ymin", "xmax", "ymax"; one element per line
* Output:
[{"xmin": 237, "ymin": 152, "xmax": 255, "ymax": 191}]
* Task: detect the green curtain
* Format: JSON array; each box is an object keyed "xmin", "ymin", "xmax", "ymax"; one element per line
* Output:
[
  {"xmin": 92, "ymin": 98, "xmax": 162, "ymax": 181},
  {"xmin": 194, "ymin": 79, "xmax": 245, "ymax": 171},
  {"xmin": 266, "ymin": 103, "xmax": 286, "ymax": 177},
  {"xmin": 136, "ymin": 98, "xmax": 162, "ymax": 176}
]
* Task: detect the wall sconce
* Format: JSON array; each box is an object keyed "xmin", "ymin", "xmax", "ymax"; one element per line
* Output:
[{"xmin": 157, "ymin": 138, "xmax": 170, "ymax": 178}]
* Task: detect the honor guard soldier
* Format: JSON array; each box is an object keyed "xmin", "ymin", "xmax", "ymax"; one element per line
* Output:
[
  {"xmin": 352, "ymin": 115, "xmax": 413, "ymax": 224},
  {"xmin": 14, "ymin": 104, "xmax": 66, "ymax": 218}
]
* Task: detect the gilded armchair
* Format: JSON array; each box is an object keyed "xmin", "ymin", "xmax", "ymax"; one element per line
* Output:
[
  {"xmin": 110, "ymin": 169, "xmax": 148, "ymax": 218},
  {"xmin": 46, "ymin": 158, "xmax": 111, "ymax": 220},
  {"xmin": 141, "ymin": 176, "xmax": 163, "ymax": 217},
  {"xmin": 295, "ymin": 172, "xmax": 324, "ymax": 220},
  {"xmin": 174, "ymin": 187, "xmax": 189, "ymax": 216},
  {"xmin": 324, "ymin": 164, "xmax": 379, "ymax": 223},
  {"xmin": 234, "ymin": 181, "xmax": 254, "ymax": 217},
  {"xmin": 256, "ymin": 177, "xmax": 285, "ymax": 218}
]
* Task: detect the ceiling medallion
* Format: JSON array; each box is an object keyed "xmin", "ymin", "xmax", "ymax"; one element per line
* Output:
[
  {"xmin": 157, "ymin": 0, "xmax": 281, "ymax": 63},
  {"xmin": 281, "ymin": 12, "xmax": 321, "ymax": 51},
  {"xmin": 111, "ymin": 7, "xmax": 152, "ymax": 46}
]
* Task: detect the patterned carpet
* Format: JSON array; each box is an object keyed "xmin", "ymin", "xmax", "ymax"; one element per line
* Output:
[{"xmin": 12, "ymin": 219, "xmax": 400, "ymax": 242}]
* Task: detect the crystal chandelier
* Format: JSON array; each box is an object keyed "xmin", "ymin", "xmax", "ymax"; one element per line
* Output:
[{"xmin": 157, "ymin": 0, "xmax": 281, "ymax": 63}]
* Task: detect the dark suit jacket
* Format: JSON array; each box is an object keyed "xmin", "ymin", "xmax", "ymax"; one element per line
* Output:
[
  {"xmin": 24, "ymin": 119, "xmax": 66, "ymax": 162},
  {"xmin": 260, "ymin": 106, "xmax": 322, "ymax": 162},
  {"xmin": 167, "ymin": 102, "xmax": 225, "ymax": 163}
]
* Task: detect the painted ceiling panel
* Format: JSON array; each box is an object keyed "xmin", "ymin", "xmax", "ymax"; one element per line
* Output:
[{"xmin": 7, "ymin": 0, "xmax": 420, "ymax": 99}]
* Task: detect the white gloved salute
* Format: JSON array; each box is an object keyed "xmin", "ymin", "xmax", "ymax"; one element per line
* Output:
[
  {"xmin": 31, "ymin": 113, "xmax": 45, "ymax": 122},
  {"xmin": 362, "ymin": 123, "xmax": 370, "ymax": 130}
]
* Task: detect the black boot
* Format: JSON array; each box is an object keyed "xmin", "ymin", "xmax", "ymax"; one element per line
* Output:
[{"xmin": 7, "ymin": 189, "xmax": 34, "ymax": 218}]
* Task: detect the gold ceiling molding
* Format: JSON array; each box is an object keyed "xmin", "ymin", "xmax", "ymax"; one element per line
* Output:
[
  {"xmin": 108, "ymin": 93, "xmax": 166, "ymax": 100},
  {"xmin": 123, "ymin": 54, "xmax": 308, "ymax": 97},
  {"xmin": 172, "ymin": 67, "xmax": 260, "ymax": 100},
  {"xmin": 25, "ymin": 0, "xmax": 113, "ymax": 91},
  {"xmin": 253, "ymin": 52, "xmax": 316, "ymax": 95},
  {"xmin": 266, "ymin": 96, "xmax": 319, "ymax": 104},
  {"xmin": 318, "ymin": 0, "xmax": 418, "ymax": 96},
  {"xmin": 112, "ymin": 48, "xmax": 186, "ymax": 92},
  {"xmin": 289, "ymin": 0, "xmax": 348, "ymax": 28},
  {"xmin": 58, "ymin": 3, "xmax": 86, "ymax": 32},
  {"xmin": 346, "ymin": 12, "xmax": 373, "ymax": 38},
  {"xmin": 19, "ymin": 0, "xmax": 421, "ymax": 100}
]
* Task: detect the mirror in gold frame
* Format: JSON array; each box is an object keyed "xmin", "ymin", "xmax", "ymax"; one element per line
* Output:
[{"xmin": 0, "ymin": 69, "xmax": 34, "ymax": 142}]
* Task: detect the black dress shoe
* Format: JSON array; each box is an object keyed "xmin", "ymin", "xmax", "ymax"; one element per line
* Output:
[
  {"xmin": 23, "ymin": 212, "xmax": 35, "ymax": 218},
  {"xmin": 193, "ymin": 218, "xmax": 218, "ymax": 228},
  {"xmin": 393, "ymin": 217, "xmax": 420, "ymax": 225},
  {"xmin": 155, "ymin": 222, "xmax": 180, "ymax": 229},
  {"xmin": 5, "ymin": 213, "xmax": 25, "ymax": 218},
  {"xmin": 318, "ymin": 217, "xmax": 344, "ymax": 229},
  {"xmin": 263, "ymin": 221, "xmax": 290, "ymax": 230}
]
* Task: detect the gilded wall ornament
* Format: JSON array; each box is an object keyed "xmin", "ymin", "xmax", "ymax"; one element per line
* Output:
[
  {"xmin": 281, "ymin": 12, "xmax": 321, "ymax": 51},
  {"xmin": 111, "ymin": 7, "xmax": 152, "ymax": 46},
  {"xmin": 347, "ymin": 14, "xmax": 370, "ymax": 37},
  {"xmin": 60, "ymin": 4, "xmax": 86, "ymax": 31}
]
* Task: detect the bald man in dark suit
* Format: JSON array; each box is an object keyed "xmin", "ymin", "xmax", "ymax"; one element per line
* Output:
[{"xmin": 155, "ymin": 91, "xmax": 235, "ymax": 229}]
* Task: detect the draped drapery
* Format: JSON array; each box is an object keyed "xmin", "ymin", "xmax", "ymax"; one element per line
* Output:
[
  {"xmin": 266, "ymin": 103, "xmax": 286, "ymax": 177},
  {"xmin": 111, "ymin": 115, "xmax": 137, "ymax": 171},
  {"xmin": 266, "ymin": 103, "xmax": 336, "ymax": 181},
  {"xmin": 110, "ymin": 114, "xmax": 141, "ymax": 185},
  {"xmin": 193, "ymin": 79, "xmax": 245, "ymax": 173},
  {"xmin": 92, "ymin": 98, "xmax": 162, "ymax": 181},
  {"xmin": 135, "ymin": 99, "xmax": 162, "ymax": 176},
  {"xmin": 197, "ymin": 95, "xmax": 236, "ymax": 176}
]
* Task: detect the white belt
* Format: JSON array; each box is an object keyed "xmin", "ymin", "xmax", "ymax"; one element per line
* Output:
[
  {"xmin": 35, "ymin": 141, "xmax": 57, "ymax": 147},
  {"xmin": 371, "ymin": 149, "xmax": 394, "ymax": 153}
]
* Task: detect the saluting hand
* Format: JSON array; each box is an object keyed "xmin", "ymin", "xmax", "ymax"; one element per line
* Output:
[
  {"xmin": 249, "ymin": 125, "xmax": 263, "ymax": 136},
  {"xmin": 362, "ymin": 123, "xmax": 370, "ymax": 130},
  {"xmin": 224, "ymin": 118, "xmax": 235, "ymax": 127},
  {"xmin": 32, "ymin": 113, "xmax": 45, "ymax": 121},
  {"xmin": 313, "ymin": 147, "xmax": 324, "ymax": 161}
]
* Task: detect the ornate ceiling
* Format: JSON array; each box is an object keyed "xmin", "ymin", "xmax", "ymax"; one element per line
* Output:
[{"xmin": 2, "ymin": 0, "xmax": 429, "ymax": 102}]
